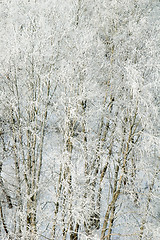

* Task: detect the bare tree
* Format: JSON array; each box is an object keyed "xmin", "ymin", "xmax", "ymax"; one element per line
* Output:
[{"xmin": 0, "ymin": 0, "xmax": 159, "ymax": 240}]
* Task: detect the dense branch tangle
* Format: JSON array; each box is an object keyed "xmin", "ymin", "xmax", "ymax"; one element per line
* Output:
[{"xmin": 0, "ymin": 0, "xmax": 159, "ymax": 239}]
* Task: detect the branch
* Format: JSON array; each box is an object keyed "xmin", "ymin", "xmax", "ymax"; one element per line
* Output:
[
  {"xmin": 0, "ymin": 162, "xmax": 13, "ymax": 209},
  {"xmin": 0, "ymin": 202, "xmax": 12, "ymax": 239}
]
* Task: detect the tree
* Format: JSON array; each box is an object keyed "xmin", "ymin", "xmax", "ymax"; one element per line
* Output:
[{"xmin": 0, "ymin": 0, "xmax": 159, "ymax": 239}]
